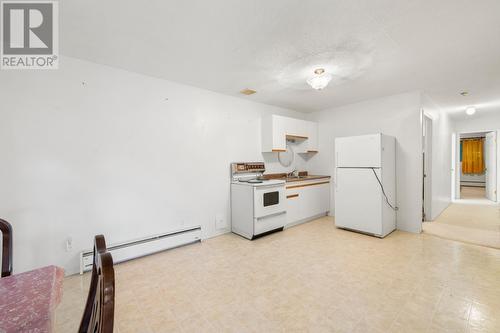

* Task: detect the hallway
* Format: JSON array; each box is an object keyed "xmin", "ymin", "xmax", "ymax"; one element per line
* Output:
[
  {"xmin": 461, "ymin": 186, "xmax": 487, "ymax": 200},
  {"xmin": 423, "ymin": 187, "xmax": 500, "ymax": 248}
]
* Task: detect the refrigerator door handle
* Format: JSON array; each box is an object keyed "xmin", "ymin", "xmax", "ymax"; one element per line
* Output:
[{"xmin": 335, "ymin": 152, "xmax": 339, "ymax": 190}]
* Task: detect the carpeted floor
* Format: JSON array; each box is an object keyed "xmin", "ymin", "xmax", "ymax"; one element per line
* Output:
[{"xmin": 423, "ymin": 187, "xmax": 500, "ymax": 249}]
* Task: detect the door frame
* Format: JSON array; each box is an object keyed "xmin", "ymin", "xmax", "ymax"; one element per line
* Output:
[
  {"xmin": 422, "ymin": 114, "xmax": 433, "ymax": 221},
  {"xmin": 451, "ymin": 132, "xmax": 457, "ymax": 201},
  {"xmin": 452, "ymin": 129, "xmax": 499, "ymax": 202},
  {"xmin": 485, "ymin": 131, "xmax": 498, "ymax": 201}
]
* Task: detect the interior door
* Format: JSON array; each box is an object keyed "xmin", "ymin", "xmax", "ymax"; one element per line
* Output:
[{"xmin": 485, "ymin": 132, "xmax": 497, "ymax": 201}]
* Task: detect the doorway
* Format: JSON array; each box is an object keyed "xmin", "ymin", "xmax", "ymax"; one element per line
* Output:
[
  {"xmin": 423, "ymin": 129, "xmax": 500, "ymax": 249},
  {"xmin": 456, "ymin": 131, "xmax": 497, "ymax": 203}
]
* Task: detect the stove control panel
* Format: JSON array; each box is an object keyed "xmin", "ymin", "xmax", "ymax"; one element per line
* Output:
[{"xmin": 231, "ymin": 162, "xmax": 265, "ymax": 174}]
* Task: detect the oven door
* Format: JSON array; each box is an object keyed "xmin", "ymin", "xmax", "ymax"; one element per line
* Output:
[{"xmin": 253, "ymin": 184, "xmax": 285, "ymax": 218}]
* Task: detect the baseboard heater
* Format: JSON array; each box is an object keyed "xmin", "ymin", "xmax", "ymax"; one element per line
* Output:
[{"xmin": 80, "ymin": 226, "xmax": 201, "ymax": 274}]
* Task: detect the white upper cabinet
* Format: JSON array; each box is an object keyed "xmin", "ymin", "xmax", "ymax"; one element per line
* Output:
[
  {"xmin": 306, "ymin": 121, "xmax": 318, "ymax": 152},
  {"xmin": 261, "ymin": 115, "xmax": 319, "ymax": 153},
  {"xmin": 286, "ymin": 119, "xmax": 308, "ymax": 139},
  {"xmin": 262, "ymin": 115, "xmax": 287, "ymax": 152}
]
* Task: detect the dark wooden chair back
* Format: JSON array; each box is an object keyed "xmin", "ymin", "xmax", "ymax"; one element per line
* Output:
[
  {"xmin": 0, "ymin": 219, "xmax": 13, "ymax": 277},
  {"xmin": 79, "ymin": 235, "xmax": 115, "ymax": 333}
]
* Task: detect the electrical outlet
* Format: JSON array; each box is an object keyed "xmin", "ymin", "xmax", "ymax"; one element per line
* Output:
[
  {"xmin": 215, "ymin": 214, "xmax": 227, "ymax": 229},
  {"xmin": 65, "ymin": 237, "xmax": 73, "ymax": 252}
]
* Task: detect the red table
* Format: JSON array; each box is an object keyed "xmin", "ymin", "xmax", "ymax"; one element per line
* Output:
[{"xmin": 0, "ymin": 265, "xmax": 64, "ymax": 333}]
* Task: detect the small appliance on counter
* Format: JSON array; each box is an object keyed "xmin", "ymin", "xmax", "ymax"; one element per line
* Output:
[
  {"xmin": 335, "ymin": 134, "xmax": 397, "ymax": 237},
  {"xmin": 230, "ymin": 162, "xmax": 286, "ymax": 239}
]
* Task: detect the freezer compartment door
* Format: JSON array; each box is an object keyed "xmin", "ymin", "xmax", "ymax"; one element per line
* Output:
[
  {"xmin": 335, "ymin": 168, "xmax": 382, "ymax": 236},
  {"xmin": 335, "ymin": 134, "xmax": 381, "ymax": 168}
]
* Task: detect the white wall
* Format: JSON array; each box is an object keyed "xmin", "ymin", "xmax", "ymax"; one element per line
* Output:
[
  {"xmin": 454, "ymin": 111, "xmax": 500, "ymax": 133},
  {"xmin": 308, "ymin": 92, "xmax": 423, "ymax": 233},
  {"xmin": 460, "ymin": 173, "xmax": 486, "ymax": 186},
  {"xmin": 422, "ymin": 95, "xmax": 453, "ymax": 220},
  {"xmin": 0, "ymin": 56, "xmax": 308, "ymax": 275},
  {"xmin": 263, "ymin": 140, "xmax": 311, "ymax": 175}
]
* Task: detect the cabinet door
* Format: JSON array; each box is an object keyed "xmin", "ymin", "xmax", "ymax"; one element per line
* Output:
[
  {"xmin": 298, "ymin": 120, "xmax": 310, "ymax": 138},
  {"xmin": 298, "ymin": 186, "xmax": 312, "ymax": 220},
  {"xmin": 286, "ymin": 119, "xmax": 309, "ymax": 138},
  {"xmin": 307, "ymin": 121, "xmax": 318, "ymax": 152},
  {"xmin": 272, "ymin": 115, "xmax": 287, "ymax": 151},
  {"xmin": 287, "ymin": 182, "xmax": 330, "ymax": 225},
  {"xmin": 286, "ymin": 189, "xmax": 301, "ymax": 225},
  {"xmin": 298, "ymin": 182, "xmax": 329, "ymax": 219},
  {"xmin": 312, "ymin": 182, "xmax": 330, "ymax": 214},
  {"xmin": 285, "ymin": 118, "xmax": 298, "ymax": 137}
]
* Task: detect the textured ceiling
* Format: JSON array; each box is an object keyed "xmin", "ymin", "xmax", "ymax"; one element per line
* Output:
[{"xmin": 60, "ymin": 0, "xmax": 500, "ymax": 114}]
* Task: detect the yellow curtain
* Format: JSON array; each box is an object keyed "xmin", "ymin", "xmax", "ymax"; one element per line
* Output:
[{"xmin": 462, "ymin": 138, "xmax": 484, "ymax": 174}]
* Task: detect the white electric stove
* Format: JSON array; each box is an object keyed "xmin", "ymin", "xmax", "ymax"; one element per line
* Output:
[{"xmin": 230, "ymin": 162, "xmax": 286, "ymax": 239}]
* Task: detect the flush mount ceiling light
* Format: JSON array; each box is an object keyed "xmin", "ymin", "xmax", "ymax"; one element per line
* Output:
[
  {"xmin": 276, "ymin": 43, "xmax": 374, "ymax": 90},
  {"xmin": 306, "ymin": 68, "xmax": 333, "ymax": 90},
  {"xmin": 465, "ymin": 107, "xmax": 476, "ymax": 115},
  {"xmin": 240, "ymin": 88, "xmax": 256, "ymax": 95}
]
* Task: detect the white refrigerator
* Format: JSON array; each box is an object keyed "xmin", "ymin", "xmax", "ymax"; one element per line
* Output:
[{"xmin": 334, "ymin": 134, "xmax": 397, "ymax": 237}]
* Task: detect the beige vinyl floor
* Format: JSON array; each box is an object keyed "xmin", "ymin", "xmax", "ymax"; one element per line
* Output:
[
  {"xmin": 460, "ymin": 187, "xmax": 489, "ymax": 201},
  {"xmin": 56, "ymin": 217, "xmax": 500, "ymax": 333},
  {"xmin": 423, "ymin": 187, "xmax": 500, "ymax": 249}
]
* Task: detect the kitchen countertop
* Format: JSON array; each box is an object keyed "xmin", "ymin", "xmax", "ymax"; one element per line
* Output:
[
  {"xmin": 263, "ymin": 173, "xmax": 331, "ymax": 183},
  {"xmin": 284, "ymin": 175, "xmax": 331, "ymax": 183}
]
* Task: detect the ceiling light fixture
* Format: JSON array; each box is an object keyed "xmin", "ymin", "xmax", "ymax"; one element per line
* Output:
[
  {"xmin": 240, "ymin": 88, "xmax": 257, "ymax": 95},
  {"xmin": 306, "ymin": 68, "xmax": 332, "ymax": 90},
  {"xmin": 465, "ymin": 107, "xmax": 476, "ymax": 115}
]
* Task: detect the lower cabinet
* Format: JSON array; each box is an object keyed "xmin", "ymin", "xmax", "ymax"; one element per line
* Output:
[
  {"xmin": 286, "ymin": 193, "xmax": 301, "ymax": 224},
  {"xmin": 286, "ymin": 180, "xmax": 330, "ymax": 226}
]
